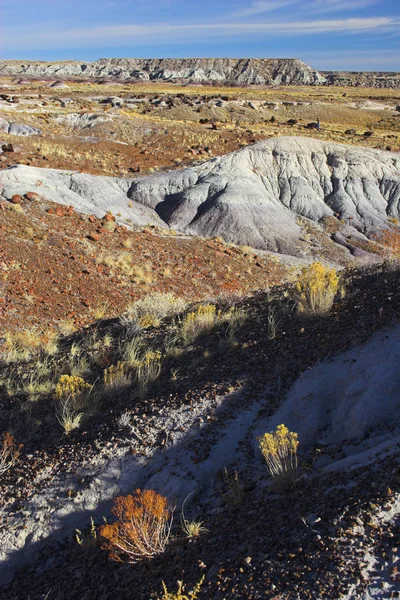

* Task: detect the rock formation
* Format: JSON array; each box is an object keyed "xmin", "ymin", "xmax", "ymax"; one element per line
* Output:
[
  {"xmin": 0, "ymin": 58, "xmax": 325, "ymax": 85},
  {"xmin": 1, "ymin": 137, "xmax": 399, "ymax": 255}
]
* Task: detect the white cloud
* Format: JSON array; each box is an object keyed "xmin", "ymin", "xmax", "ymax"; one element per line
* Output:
[
  {"xmin": 2, "ymin": 17, "xmax": 396, "ymax": 51},
  {"xmin": 232, "ymin": 1, "xmax": 296, "ymax": 18},
  {"xmin": 230, "ymin": 0, "xmax": 381, "ymax": 19},
  {"xmin": 307, "ymin": 0, "xmax": 380, "ymax": 13}
]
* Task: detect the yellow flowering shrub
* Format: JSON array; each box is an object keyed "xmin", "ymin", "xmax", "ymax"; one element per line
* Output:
[
  {"xmin": 54, "ymin": 375, "xmax": 91, "ymax": 400},
  {"xmin": 258, "ymin": 424, "xmax": 299, "ymax": 487},
  {"xmin": 296, "ymin": 262, "xmax": 339, "ymax": 316}
]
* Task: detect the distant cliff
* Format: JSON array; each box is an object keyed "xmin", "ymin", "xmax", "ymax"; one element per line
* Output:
[
  {"xmin": 322, "ymin": 71, "xmax": 400, "ymax": 89},
  {"xmin": 0, "ymin": 58, "xmax": 325, "ymax": 85}
]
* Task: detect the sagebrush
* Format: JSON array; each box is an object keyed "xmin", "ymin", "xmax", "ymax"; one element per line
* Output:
[{"xmin": 100, "ymin": 489, "xmax": 173, "ymax": 563}]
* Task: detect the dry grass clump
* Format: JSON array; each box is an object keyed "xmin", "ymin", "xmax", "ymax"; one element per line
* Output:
[
  {"xmin": 181, "ymin": 304, "xmax": 217, "ymax": 345},
  {"xmin": 23, "ymin": 372, "xmax": 55, "ymax": 400},
  {"xmin": 0, "ymin": 433, "xmax": 22, "ymax": 477},
  {"xmin": 160, "ymin": 577, "xmax": 205, "ymax": 600},
  {"xmin": 92, "ymin": 301, "xmax": 109, "ymax": 320},
  {"xmin": 296, "ymin": 262, "xmax": 339, "ymax": 316},
  {"xmin": 124, "ymin": 293, "xmax": 187, "ymax": 329},
  {"xmin": 258, "ymin": 424, "xmax": 299, "ymax": 491},
  {"xmin": 181, "ymin": 304, "xmax": 247, "ymax": 345},
  {"xmin": 179, "ymin": 491, "xmax": 208, "ymax": 539},
  {"xmin": 57, "ymin": 319, "xmax": 77, "ymax": 336},
  {"xmin": 100, "ymin": 489, "xmax": 173, "ymax": 563},
  {"xmin": 1, "ymin": 327, "xmax": 59, "ymax": 363},
  {"xmin": 119, "ymin": 335, "xmax": 163, "ymax": 397},
  {"xmin": 96, "ymin": 252, "xmax": 153, "ymax": 284}
]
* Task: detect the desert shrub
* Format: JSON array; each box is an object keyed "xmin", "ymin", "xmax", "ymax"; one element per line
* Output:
[
  {"xmin": 181, "ymin": 304, "xmax": 217, "ymax": 344},
  {"xmin": 100, "ymin": 489, "xmax": 173, "ymax": 563},
  {"xmin": 124, "ymin": 293, "xmax": 187, "ymax": 329},
  {"xmin": 0, "ymin": 433, "xmax": 22, "ymax": 476},
  {"xmin": 160, "ymin": 577, "xmax": 205, "ymax": 600},
  {"xmin": 103, "ymin": 360, "xmax": 130, "ymax": 387},
  {"xmin": 296, "ymin": 262, "xmax": 339, "ymax": 316},
  {"xmin": 258, "ymin": 424, "xmax": 299, "ymax": 490}
]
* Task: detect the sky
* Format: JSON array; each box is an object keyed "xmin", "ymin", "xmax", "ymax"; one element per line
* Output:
[{"xmin": 0, "ymin": 0, "xmax": 399, "ymax": 71}]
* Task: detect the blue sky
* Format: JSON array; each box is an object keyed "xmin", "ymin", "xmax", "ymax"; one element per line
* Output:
[{"xmin": 1, "ymin": 0, "xmax": 399, "ymax": 71}]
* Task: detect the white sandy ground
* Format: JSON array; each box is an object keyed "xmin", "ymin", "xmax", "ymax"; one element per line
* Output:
[{"xmin": 0, "ymin": 325, "xmax": 400, "ymax": 596}]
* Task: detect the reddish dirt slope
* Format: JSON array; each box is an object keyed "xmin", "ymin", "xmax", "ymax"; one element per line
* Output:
[{"xmin": 0, "ymin": 196, "xmax": 287, "ymax": 332}]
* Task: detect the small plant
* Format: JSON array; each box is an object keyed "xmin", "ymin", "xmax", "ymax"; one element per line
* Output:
[
  {"xmin": 180, "ymin": 491, "xmax": 208, "ymax": 539},
  {"xmin": 100, "ymin": 489, "xmax": 173, "ymax": 563},
  {"xmin": 258, "ymin": 424, "xmax": 299, "ymax": 490},
  {"xmin": 296, "ymin": 262, "xmax": 339, "ymax": 316},
  {"xmin": 92, "ymin": 301, "xmax": 109, "ymax": 320},
  {"xmin": 267, "ymin": 305, "xmax": 279, "ymax": 340},
  {"xmin": 0, "ymin": 433, "xmax": 22, "ymax": 476},
  {"xmin": 160, "ymin": 576, "xmax": 205, "ymax": 600},
  {"xmin": 220, "ymin": 468, "xmax": 244, "ymax": 505},
  {"xmin": 75, "ymin": 517, "xmax": 98, "ymax": 548},
  {"xmin": 56, "ymin": 397, "xmax": 83, "ymax": 435}
]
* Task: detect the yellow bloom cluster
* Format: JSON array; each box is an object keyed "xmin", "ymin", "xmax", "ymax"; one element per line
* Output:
[{"xmin": 55, "ymin": 375, "xmax": 91, "ymax": 401}]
